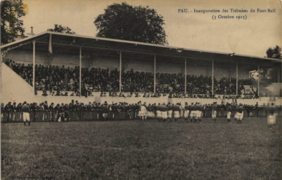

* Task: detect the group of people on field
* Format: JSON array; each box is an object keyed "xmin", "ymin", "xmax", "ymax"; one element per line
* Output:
[
  {"xmin": 138, "ymin": 102, "xmax": 247, "ymax": 123},
  {"xmin": 2, "ymin": 100, "xmax": 263, "ymax": 126}
]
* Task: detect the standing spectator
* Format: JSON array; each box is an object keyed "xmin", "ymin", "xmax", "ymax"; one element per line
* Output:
[
  {"xmin": 42, "ymin": 101, "xmax": 48, "ymax": 121},
  {"xmin": 11, "ymin": 102, "xmax": 17, "ymax": 121},
  {"xmin": 22, "ymin": 101, "xmax": 31, "ymax": 126},
  {"xmin": 4, "ymin": 102, "xmax": 12, "ymax": 121},
  {"xmin": 16, "ymin": 103, "xmax": 22, "ymax": 121}
]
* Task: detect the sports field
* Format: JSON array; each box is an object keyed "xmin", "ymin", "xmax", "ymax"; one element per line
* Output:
[{"xmin": 1, "ymin": 117, "xmax": 281, "ymax": 180}]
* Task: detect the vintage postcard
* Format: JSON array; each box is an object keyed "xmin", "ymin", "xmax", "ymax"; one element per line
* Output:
[{"xmin": 1, "ymin": 0, "xmax": 281, "ymax": 179}]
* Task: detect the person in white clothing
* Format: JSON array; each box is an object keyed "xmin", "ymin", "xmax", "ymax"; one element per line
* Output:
[
  {"xmin": 184, "ymin": 102, "xmax": 190, "ymax": 121},
  {"xmin": 139, "ymin": 102, "xmax": 147, "ymax": 121},
  {"xmin": 22, "ymin": 101, "xmax": 30, "ymax": 126}
]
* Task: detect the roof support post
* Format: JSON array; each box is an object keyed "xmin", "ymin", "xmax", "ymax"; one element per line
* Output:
[
  {"xmin": 119, "ymin": 51, "xmax": 122, "ymax": 93},
  {"xmin": 212, "ymin": 60, "xmax": 214, "ymax": 97},
  {"xmin": 236, "ymin": 62, "xmax": 238, "ymax": 96},
  {"xmin": 33, "ymin": 40, "xmax": 36, "ymax": 95},
  {"xmin": 257, "ymin": 64, "xmax": 259, "ymax": 96},
  {"xmin": 79, "ymin": 47, "xmax": 82, "ymax": 97},
  {"xmin": 48, "ymin": 34, "xmax": 53, "ymax": 54},
  {"xmin": 154, "ymin": 54, "xmax": 156, "ymax": 93},
  {"xmin": 184, "ymin": 58, "xmax": 187, "ymax": 94},
  {"xmin": 278, "ymin": 66, "xmax": 281, "ymax": 83}
]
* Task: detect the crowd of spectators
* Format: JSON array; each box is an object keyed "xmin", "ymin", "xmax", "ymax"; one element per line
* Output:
[
  {"xmin": 3, "ymin": 59, "xmax": 257, "ymax": 98},
  {"xmin": 214, "ymin": 77, "xmax": 236, "ymax": 94},
  {"xmin": 4, "ymin": 59, "xmax": 33, "ymax": 85},
  {"xmin": 122, "ymin": 69, "xmax": 153, "ymax": 92},
  {"xmin": 156, "ymin": 73, "xmax": 184, "ymax": 93},
  {"xmin": 187, "ymin": 75, "xmax": 212, "ymax": 94}
]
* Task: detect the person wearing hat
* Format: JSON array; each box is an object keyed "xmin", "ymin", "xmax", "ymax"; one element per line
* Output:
[
  {"xmin": 191, "ymin": 102, "xmax": 202, "ymax": 123},
  {"xmin": 189, "ymin": 103, "xmax": 195, "ymax": 122},
  {"xmin": 101, "ymin": 101, "xmax": 109, "ymax": 120},
  {"xmin": 107, "ymin": 102, "xmax": 114, "ymax": 120},
  {"xmin": 117, "ymin": 102, "xmax": 123, "ymax": 120},
  {"xmin": 226, "ymin": 103, "xmax": 232, "ymax": 123},
  {"xmin": 128, "ymin": 103, "xmax": 135, "ymax": 119},
  {"xmin": 84, "ymin": 102, "xmax": 91, "ymax": 120},
  {"xmin": 81, "ymin": 103, "xmax": 87, "ymax": 120},
  {"xmin": 121, "ymin": 102, "xmax": 127, "ymax": 120},
  {"xmin": 43, "ymin": 101, "xmax": 48, "ymax": 121},
  {"xmin": 234, "ymin": 103, "xmax": 244, "ymax": 124},
  {"xmin": 267, "ymin": 103, "xmax": 277, "ymax": 128},
  {"xmin": 11, "ymin": 102, "xmax": 17, "ymax": 121},
  {"xmin": 22, "ymin": 101, "xmax": 31, "ymax": 126},
  {"xmin": 211, "ymin": 102, "xmax": 218, "ymax": 123},
  {"xmin": 49, "ymin": 103, "xmax": 54, "ymax": 121},
  {"xmin": 133, "ymin": 103, "xmax": 139, "ymax": 120},
  {"xmin": 4, "ymin": 102, "xmax": 12, "ymax": 121},
  {"xmin": 70, "ymin": 102, "xmax": 76, "ymax": 119},
  {"xmin": 146, "ymin": 104, "xmax": 152, "ymax": 119},
  {"xmin": 179, "ymin": 102, "xmax": 185, "ymax": 120},
  {"xmin": 63, "ymin": 103, "xmax": 69, "ymax": 121},
  {"xmin": 16, "ymin": 103, "xmax": 22, "ymax": 121},
  {"xmin": 167, "ymin": 102, "xmax": 173, "ymax": 122},
  {"xmin": 37, "ymin": 103, "xmax": 44, "ymax": 121},
  {"xmin": 195, "ymin": 102, "xmax": 203, "ymax": 123},
  {"xmin": 184, "ymin": 102, "xmax": 190, "ymax": 121},
  {"xmin": 160, "ymin": 102, "xmax": 168, "ymax": 122},
  {"xmin": 139, "ymin": 102, "xmax": 147, "ymax": 121},
  {"xmin": 30, "ymin": 102, "xmax": 36, "ymax": 122},
  {"xmin": 91, "ymin": 102, "xmax": 96, "ymax": 120},
  {"xmin": 96, "ymin": 103, "xmax": 102, "ymax": 120},
  {"xmin": 156, "ymin": 103, "xmax": 162, "ymax": 121},
  {"xmin": 76, "ymin": 102, "xmax": 82, "ymax": 120},
  {"xmin": 54, "ymin": 104, "xmax": 60, "ymax": 121},
  {"xmin": 173, "ymin": 103, "xmax": 181, "ymax": 121},
  {"xmin": 57, "ymin": 103, "xmax": 65, "ymax": 122},
  {"xmin": 112, "ymin": 103, "xmax": 118, "ymax": 120}
]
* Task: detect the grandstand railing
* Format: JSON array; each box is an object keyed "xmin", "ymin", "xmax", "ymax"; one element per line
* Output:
[{"xmin": 35, "ymin": 91, "xmax": 258, "ymax": 102}]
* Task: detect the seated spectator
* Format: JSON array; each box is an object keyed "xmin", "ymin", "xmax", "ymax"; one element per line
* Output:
[{"xmin": 42, "ymin": 90, "xmax": 48, "ymax": 96}]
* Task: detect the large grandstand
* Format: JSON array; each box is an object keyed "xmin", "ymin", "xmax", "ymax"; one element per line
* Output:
[{"xmin": 1, "ymin": 31, "xmax": 281, "ymax": 106}]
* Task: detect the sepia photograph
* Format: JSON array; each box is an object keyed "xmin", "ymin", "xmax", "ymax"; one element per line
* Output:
[{"xmin": 1, "ymin": 0, "xmax": 282, "ymax": 179}]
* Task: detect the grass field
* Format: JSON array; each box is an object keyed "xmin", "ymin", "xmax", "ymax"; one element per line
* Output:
[{"xmin": 1, "ymin": 117, "xmax": 281, "ymax": 180}]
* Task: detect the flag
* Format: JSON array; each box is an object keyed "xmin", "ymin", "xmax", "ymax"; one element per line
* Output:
[
  {"xmin": 249, "ymin": 70, "xmax": 259, "ymax": 88},
  {"xmin": 249, "ymin": 70, "xmax": 259, "ymax": 81}
]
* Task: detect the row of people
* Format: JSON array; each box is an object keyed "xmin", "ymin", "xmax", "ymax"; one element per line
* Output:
[
  {"xmin": 138, "ymin": 102, "xmax": 247, "ymax": 123},
  {"xmin": 1, "ymin": 100, "xmax": 260, "ymax": 123},
  {"xmin": 2, "ymin": 101, "xmax": 258, "ymax": 112},
  {"xmin": 4, "ymin": 59, "xmax": 254, "ymax": 95}
]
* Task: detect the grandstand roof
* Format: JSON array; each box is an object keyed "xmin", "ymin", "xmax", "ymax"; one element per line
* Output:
[{"xmin": 1, "ymin": 31, "xmax": 281, "ymax": 65}]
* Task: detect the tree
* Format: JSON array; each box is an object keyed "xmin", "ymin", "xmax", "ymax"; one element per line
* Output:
[
  {"xmin": 266, "ymin": 45, "xmax": 281, "ymax": 59},
  {"xmin": 94, "ymin": 2, "xmax": 167, "ymax": 45},
  {"xmin": 1, "ymin": 0, "xmax": 26, "ymax": 44},
  {"xmin": 47, "ymin": 24, "xmax": 75, "ymax": 34}
]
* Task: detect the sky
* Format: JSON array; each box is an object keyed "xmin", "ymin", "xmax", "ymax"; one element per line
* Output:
[{"xmin": 20, "ymin": 0, "xmax": 282, "ymax": 58}]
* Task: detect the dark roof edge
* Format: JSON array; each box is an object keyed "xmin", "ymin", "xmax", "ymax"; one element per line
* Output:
[{"xmin": 1, "ymin": 31, "xmax": 281, "ymax": 63}]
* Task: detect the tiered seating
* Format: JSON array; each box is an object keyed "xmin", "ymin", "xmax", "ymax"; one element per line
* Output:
[{"xmin": 3, "ymin": 59, "xmax": 257, "ymax": 98}]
